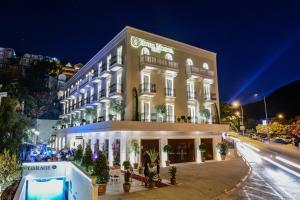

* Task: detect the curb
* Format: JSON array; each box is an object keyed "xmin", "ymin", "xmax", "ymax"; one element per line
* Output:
[{"xmin": 214, "ymin": 152, "xmax": 252, "ymax": 199}]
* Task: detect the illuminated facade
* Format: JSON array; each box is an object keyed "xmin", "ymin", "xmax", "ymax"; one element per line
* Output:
[{"xmin": 56, "ymin": 26, "xmax": 229, "ymax": 166}]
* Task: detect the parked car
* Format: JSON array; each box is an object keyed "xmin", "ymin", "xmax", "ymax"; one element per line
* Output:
[{"xmin": 273, "ymin": 138, "xmax": 289, "ymax": 144}]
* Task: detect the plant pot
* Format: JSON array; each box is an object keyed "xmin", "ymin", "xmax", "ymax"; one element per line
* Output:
[
  {"xmin": 170, "ymin": 178, "xmax": 176, "ymax": 185},
  {"xmin": 165, "ymin": 160, "xmax": 170, "ymax": 166},
  {"xmin": 123, "ymin": 183, "xmax": 131, "ymax": 192},
  {"xmin": 97, "ymin": 183, "xmax": 107, "ymax": 196},
  {"xmin": 201, "ymin": 155, "xmax": 206, "ymax": 162},
  {"xmin": 148, "ymin": 181, "xmax": 156, "ymax": 189},
  {"xmin": 133, "ymin": 163, "xmax": 139, "ymax": 169},
  {"xmin": 221, "ymin": 155, "xmax": 226, "ymax": 160},
  {"xmin": 149, "ymin": 163, "xmax": 155, "ymax": 168},
  {"xmin": 138, "ymin": 168, "xmax": 143, "ymax": 174}
]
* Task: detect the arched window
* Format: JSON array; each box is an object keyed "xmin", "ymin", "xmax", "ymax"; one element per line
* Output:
[
  {"xmin": 165, "ymin": 53, "xmax": 173, "ymax": 61},
  {"xmin": 141, "ymin": 47, "xmax": 150, "ymax": 56},
  {"xmin": 186, "ymin": 58, "xmax": 193, "ymax": 66},
  {"xmin": 203, "ymin": 62, "xmax": 209, "ymax": 70}
]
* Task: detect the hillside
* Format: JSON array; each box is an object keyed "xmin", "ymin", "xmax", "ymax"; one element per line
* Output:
[{"xmin": 243, "ymin": 80, "xmax": 300, "ymax": 120}]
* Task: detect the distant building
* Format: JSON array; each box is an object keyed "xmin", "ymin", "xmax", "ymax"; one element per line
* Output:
[
  {"xmin": 0, "ymin": 47, "xmax": 16, "ymax": 65},
  {"xmin": 19, "ymin": 53, "xmax": 44, "ymax": 67},
  {"xmin": 61, "ymin": 62, "xmax": 83, "ymax": 79}
]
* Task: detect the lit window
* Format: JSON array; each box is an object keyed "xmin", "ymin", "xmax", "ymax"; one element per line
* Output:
[
  {"xmin": 186, "ymin": 58, "xmax": 193, "ymax": 66},
  {"xmin": 141, "ymin": 47, "xmax": 150, "ymax": 56},
  {"xmin": 203, "ymin": 62, "xmax": 209, "ymax": 70},
  {"xmin": 165, "ymin": 53, "xmax": 173, "ymax": 61},
  {"xmin": 117, "ymin": 46, "xmax": 123, "ymax": 64}
]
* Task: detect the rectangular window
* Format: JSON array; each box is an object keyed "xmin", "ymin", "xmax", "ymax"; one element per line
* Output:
[
  {"xmin": 117, "ymin": 46, "xmax": 122, "ymax": 64},
  {"xmin": 166, "ymin": 78, "xmax": 174, "ymax": 97},
  {"xmin": 98, "ymin": 62, "xmax": 102, "ymax": 74},
  {"xmin": 142, "ymin": 73, "xmax": 150, "ymax": 92},
  {"xmin": 204, "ymin": 84, "xmax": 211, "ymax": 100},
  {"xmin": 166, "ymin": 103, "xmax": 175, "ymax": 122},
  {"xmin": 141, "ymin": 100, "xmax": 150, "ymax": 121},
  {"xmin": 187, "ymin": 81, "xmax": 195, "ymax": 99},
  {"xmin": 107, "ymin": 55, "xmax": 111, "ymax": 71},
  {"xmin": 117, "ymin": 72, "xmax": 122, "ymax": 93},
  {"xmin": 188, "ymin": 105, "xmax": 196, "ymax": 123}
]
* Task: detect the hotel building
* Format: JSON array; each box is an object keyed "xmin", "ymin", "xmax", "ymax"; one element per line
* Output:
[{"xmin": 55, "ymin": 26, "xmax": 229, "ymax": 167}]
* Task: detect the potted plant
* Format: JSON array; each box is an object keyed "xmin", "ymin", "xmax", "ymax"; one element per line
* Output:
[
  {"xmin": 199, "ymin": 143, "xmax": 206, "ymax": 162},
  {"xmin": 187, "ymin": 116, "xmax": 192, "ymax": 123},
  {"xmin": 180, "ymin": 115, "xmax": 186, "ymax": 123},
  {"xmin": 168, "ymin": 166, "xmax": 177, "ymax": 185},
  {"xmin": 94, "ymin": 151, "xmax": 110, "ymax": 196},
  {"xmin": 148, "ymin": 171, "xmax": 157, "ymax": 188},
  {"xmin": 163, "ymin": 144, "xmax": 172, "ymax": 166},
  {"xmin": 217, "ymin": 142, "xmax": 228, "ymax": 160},
  {"xmin": 145, "ymin": 149, "xmax": 159, "ymax": 168},
  {"xmin": 177, "ymin": 117, "xmax": 181, "ymax": 123},
  {"xmin": 130, "ymin": 139, "xmax": 139, "ymax": 169},
  {"xmin": 122, "ymin": 160, "xmax": 131, "ymax": 192}
]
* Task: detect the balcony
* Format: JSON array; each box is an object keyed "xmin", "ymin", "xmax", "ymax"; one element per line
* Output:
[
  {"xmin": 187, "ymin": 91, "xmax": 197, "ymax": 102},
  {"xmin": 91, "ymin": 71, "xmax": 101, "ymax": 83},
  {"xmin": 70, "ymin": 86, "xmax": 78, "ymax": 96},
  {"xmin": 99, "ymin": 89, "xmax": 110, "ymax": 102},
  {"xmin": 139, "ymin": 83, "xmax": 156, "ymax": 97},
  {"xmin": 204, "ymin": 92, "xmax": 217, "ymax": 102},
  {"xmin": 91, "ymin": 93, "xmax": 99, "ymax": 105},
  {"xmin": 165, "ymin": 88, "xmax": 176, "ymax": 98},
  {"xmin": 140, "ymin": 55, "xmax": 179, "ymax": 72},
  {"xmin": 109, "ymin": 84, "xmax": 122, "ymax": 98},
  {"xmin": 79, "ymin": 77, "xmax": 90, "ymax": 89},
  {"xmin": 100, "ymin": 64, "xmax": 111, "ymax": 78},
  {"xmin": 186, "ymin": 66, "xmax": 214, "ymax": 79},
  {"xmin": 110, "ymin": 56, "xmax": 124, "ymax": 71}
]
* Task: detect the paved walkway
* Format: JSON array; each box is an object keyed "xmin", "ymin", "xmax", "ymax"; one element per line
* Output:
[{"xmin": 102, "ymin": 158, "xmax": 249, "ymax": 200}]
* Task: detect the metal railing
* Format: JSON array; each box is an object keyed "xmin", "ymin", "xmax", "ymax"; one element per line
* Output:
[
  {"xmin": 140, "ymin": 55, "xmax": 178, "ymax": 69},
  {"xmin": 139, "ymin": 83, "xmax": 156, "ymax": 94},
  {"xmin": 110, "ymin": 83, "xmax": 122, "ymax": 94},
  {"xmin": 186, "ymin": 65, "xmax": 214, "ymax": 77},
  {"xmin": 110, "ymin": 55, "xmax": 124, "ymax": 66},
  {"xmin": 187, "ymin": 91, "xmax": 197, "ymax": 100},
  {"xmin": 165, "ymin": 88, "xmax": 176, "ymax": 97}
]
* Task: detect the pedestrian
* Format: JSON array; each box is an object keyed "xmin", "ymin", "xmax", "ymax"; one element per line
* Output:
[{"xmin": 144, "ymin": 161, "xmax": 149, "ymax": 187}]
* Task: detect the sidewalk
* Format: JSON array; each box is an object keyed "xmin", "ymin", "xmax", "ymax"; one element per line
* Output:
[{"xmin": 102, "ymin": 158, "xmax": 249, "ymax": 200}]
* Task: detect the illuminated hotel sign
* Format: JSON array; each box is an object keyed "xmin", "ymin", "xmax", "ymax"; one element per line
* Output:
[{"xmin": 130, "ymin": 36, "xmax": 174, "ymax": 54}]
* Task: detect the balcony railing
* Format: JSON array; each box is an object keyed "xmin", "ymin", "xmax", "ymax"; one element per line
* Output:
[
  {"xmin": 100, "ymin": 89, "xmax": 107, "ymax": 98},
  {"xmin": 186, "ymin": 66, "xmax": 214, "ymax": 78},
  {"xmin": 204, "ymin": 92, "xmax": 217, "ymax": 101},
  {"xmin": 79, "ymin": 77, "xmax": 89, "ymax": 88},
  {"xmin": 70, "ymin": 86, "xmax": 77, "ymax": 95},
  {"xmin": 165, "ymin": 88, "xmax": 176, "ymax": 97},
  {"xmin": 187, "ymin": 91, "xmax": 197, "ymax": 100},
  {"xmin": 110, "ymin": 84, "xmax": 122, "ymax": 94},
  {"xmin": 139, "ymin": 83, "xmax": 156, "ymax": 94},
  {"xmin": 140, "ymin": 55, "xmax": 178, "ymax": 70},
  {"xmin": 110, "ymin": 56, "xmax": 123, "ymax": 66}
]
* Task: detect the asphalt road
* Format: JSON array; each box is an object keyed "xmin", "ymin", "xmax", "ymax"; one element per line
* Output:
[{"xmin": 228, "ymin": 139, "xmax": 300, "ymax": 200}]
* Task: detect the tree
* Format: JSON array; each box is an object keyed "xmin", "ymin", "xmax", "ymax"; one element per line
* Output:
[
  {"xmin": 0, "ymin": 150, "xmax": 21, "ymax": 190},
  {"xmin": 0, "ymin": 97, "xmax": 29, "ymax": 153},
  {"xmin": 94, "ymin": 151, "xmax": 109, "ymax": 184},
  {"xmin": 81, "ymin": 145, "xmax": 93, "ymax": 172},
  {"xmin": 220, "ymin": 102, "xmax": 240, "ymax": 132},
  {"xmin": 256, "ymin": 122, "xmax": 288, "ymax": 136},
  {"xmin": 74, "ymin": 144, "xmax": 83, "ymax": 164},
  {"xmin": 290, "ymin": 120, "xmax": 300, "ymax": 137}
]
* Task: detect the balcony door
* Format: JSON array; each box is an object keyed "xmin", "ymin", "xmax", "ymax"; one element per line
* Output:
[
  {"xmin": 187, "ymin": 81, "xmax": 195, "ymax": 99},
  {"xmin": 204, "ymin": 83, "xmax": 211, "ymax": 100},
  {"xmin": 166, "ymin": 78, "xmax": 173, "ymax": 96},
  {"xmin": 166, "ymin": 103, "xmax": 174, "ymax": 122},
  {"xmin": 141, "ymin": 101, "xmax": 150, "ymax": 121},
  {"xmin": 188, "ymin": 105, "xmax": 196, "ymax": 122},
  {"xmin": 142, "ymin": 74, "xmax": 150, "ymax": 92}
]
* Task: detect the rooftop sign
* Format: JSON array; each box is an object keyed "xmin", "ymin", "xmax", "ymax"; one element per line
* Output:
[{"xmin": 130, "ymin": 36, "xmax": 174, "ymax": 54}]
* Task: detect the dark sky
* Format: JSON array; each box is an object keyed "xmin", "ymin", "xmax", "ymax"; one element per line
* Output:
[{"xmin": 1, "ymin": 0, "xmax": 300, "ymax": 104}]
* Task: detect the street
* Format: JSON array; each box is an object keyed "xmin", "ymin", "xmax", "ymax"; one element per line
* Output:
[{"xmin": 228, "ymin": 137, "xmax": 300, "ymax": 199}]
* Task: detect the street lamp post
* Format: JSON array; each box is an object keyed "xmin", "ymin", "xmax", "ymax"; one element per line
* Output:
[{"xmin": 254, "ymin": 93, "xmax": 268, "ymax": 124}]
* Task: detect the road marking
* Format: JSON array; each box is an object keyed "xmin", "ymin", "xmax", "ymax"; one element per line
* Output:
[
  {"xmin": 248, "ymin": 181, "xmax": 272, "ymax": 188},
  {"xmin": 263, "ymin": 157, "xmax": 300, "ymax": 178},
  {"xmin": 244, "ymin": 185, "xmax": 278, "ymax": 196},
  {"xmin": 243, "ymin": 189, "xmax": 251, "ymax": 200},
  {"xmin": 244, "ymin": 190, "xmax": 266, "ymax": 200},
  {"xmin": 275, "ymin": 156, "xmax": 300, "ymax": 170}
]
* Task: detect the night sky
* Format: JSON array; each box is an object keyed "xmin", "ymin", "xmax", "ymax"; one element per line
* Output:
[{"xmin": 1, "ymin": 0, "xmax": 300, "ymax": 104}]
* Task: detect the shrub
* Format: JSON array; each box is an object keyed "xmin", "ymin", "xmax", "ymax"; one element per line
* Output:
[
  {"xmin": 163, "ymin": 144, "xmax": 172, "ymax": 153},
  {"xmin": 199, "ymin": 143, "xmax": 206, "ymax": 153},
  {"xmin": 74, "ymin": 144, "xmax": 83, "ymax": 164},
  {"xmin": 168, "ymin": 166, "xmax": 177, "ymax": 179},
  {"xmin": 122, "ymin": 160, "xmax": 131, "ymax": 170},
  {"xmin": 217, "ymin": 142, "xmax": 228, "ymax": 155},
  {"xmin": 81, "ymin": 145, "xmax": 93, "ymax": 172},
  {"xmin": 94, "ymin": 151, "xmax": 110, "ymax": 184}
]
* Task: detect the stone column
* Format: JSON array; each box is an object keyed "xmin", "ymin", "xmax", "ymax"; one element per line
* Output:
[
  {"xmin": 120, "ymin": 135, "xmax": 127, "ymax": 167},
  {"xmin": 196, "ymin": 137, "xmax": 201, "ymax": 163},
  {"xmin": 109, "ymin": 137, "xmax": 114, "ymax": 166},
  {"xmin": 161, "ymin": 137, "xmax": 168, "ymax": 167}
]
